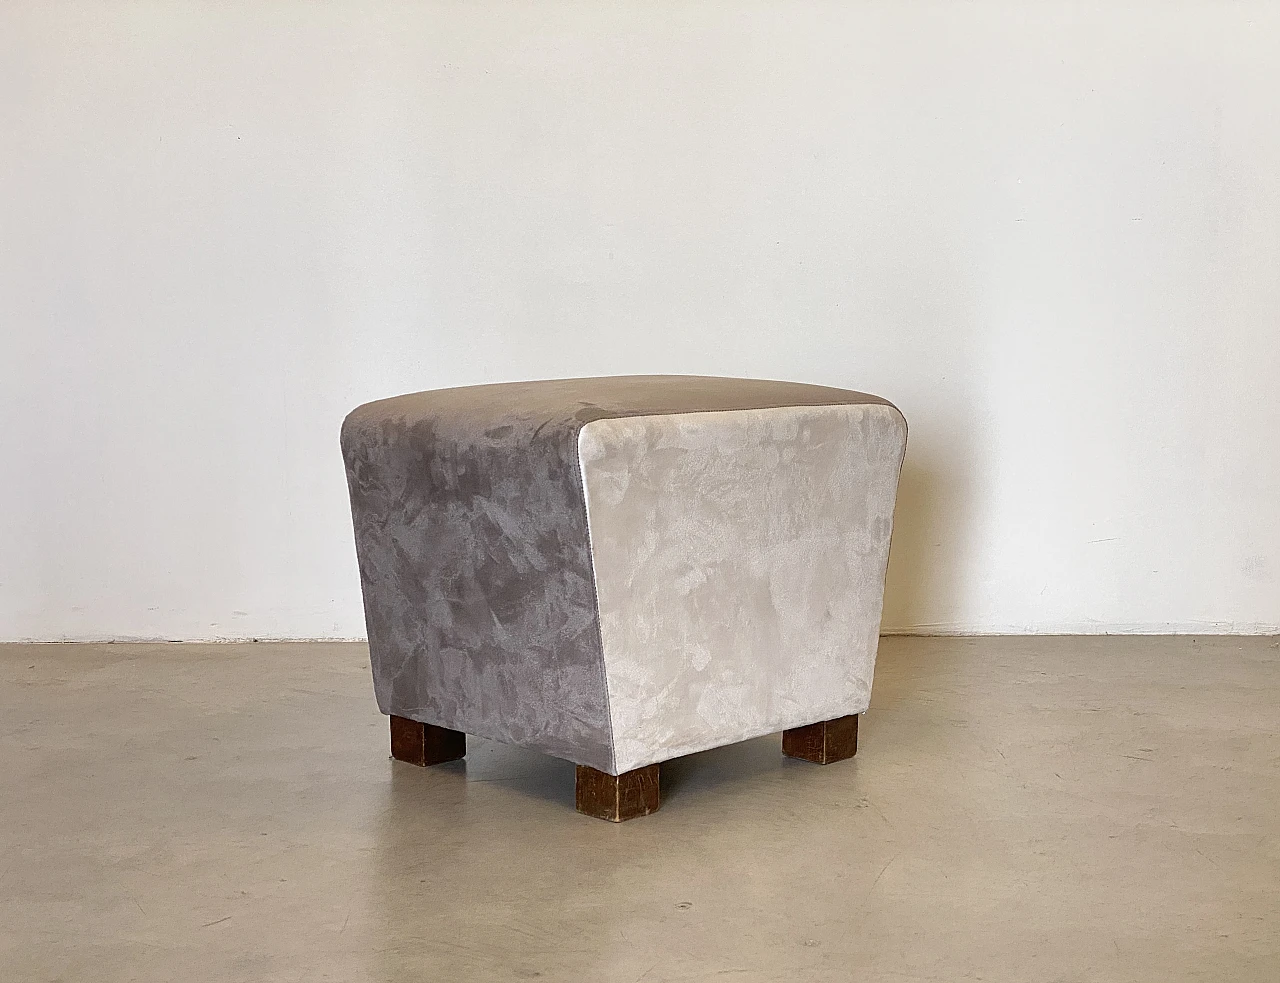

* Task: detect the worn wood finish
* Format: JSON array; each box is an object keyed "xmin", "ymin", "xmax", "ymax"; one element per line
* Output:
[
  {"xmin": 575, "ymin": 763, "xmax": 661, "ymax": 822},
  {"xmin": 389, "ymin": 714, "xmax": 466, "ymax": 766},
  {"xmin": 782, "ymin": 713, "xmax": 859, "ymax": 764}
]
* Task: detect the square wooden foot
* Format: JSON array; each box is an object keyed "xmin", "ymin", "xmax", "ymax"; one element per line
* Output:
[
  {"xmin": 389, "ymin": 714, "xmax": 466, "ymax": 766},
  {"xmin": 782, "ymin": 714, "xmax": 859, "ymax": 764},
  {"xmin": 575, "ymin": 763, "xmax": 661, "ymax": 822}
]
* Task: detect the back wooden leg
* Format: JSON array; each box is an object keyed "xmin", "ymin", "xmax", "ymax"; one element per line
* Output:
[
  {"xmin": 782, "ymin": 714, "xmax": 859, "ymax": 764},
  {"xmin": 389, "ymin": 714, "xmax": 466, "ymax": 766},
  {"xmin": 575, "ymin": 763, "xmax": 661, "ymax": 822}
]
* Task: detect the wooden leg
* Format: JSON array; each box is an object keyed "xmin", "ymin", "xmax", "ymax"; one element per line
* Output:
[
  {"xmin": 782, "ymin": 714, "xmax": 859, "ymax": 764},
  {"xmin": 389, "ymin": 714, "xmax": 466, "ymax": 766},
  {"xmin": 575, "ymin": 763, "xmax": 661, "ymax": 822}
]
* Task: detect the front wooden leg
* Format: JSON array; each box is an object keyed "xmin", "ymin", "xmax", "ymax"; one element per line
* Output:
[
  {"xmin": 782, "ymin": 714, "xmax": 859, "ymax": 764},
  {"xmin": 575, "ymin": 763, "xmax": 661, "ymax": 822},
  {"xmin": 389, "ymin": 714, "xmax": 466, "ymax": 766}
]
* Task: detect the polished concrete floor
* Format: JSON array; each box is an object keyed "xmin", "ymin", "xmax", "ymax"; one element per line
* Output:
[{"xmin": 1, "ymin": 637, "xmax": 1277, "ymax": 982}]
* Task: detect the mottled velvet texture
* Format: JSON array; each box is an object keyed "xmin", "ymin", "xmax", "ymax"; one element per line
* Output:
[
  {"xmin": 580, "ymin": 404, "xmax": 907, "ymax": 773},
  {"xmin": 341, "ymin": 389, "xmax": 613, "ymax": 769},
  {"xmin": 341, "ymin": 376, "xmax": 904, "ymax": 774}
]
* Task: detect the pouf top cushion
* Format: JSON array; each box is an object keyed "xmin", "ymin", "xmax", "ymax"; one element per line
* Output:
[{"xmin": 343, "ymin": 374, "xmax": 899, "ymax": 437}]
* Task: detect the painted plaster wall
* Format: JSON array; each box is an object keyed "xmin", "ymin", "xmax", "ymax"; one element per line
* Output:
[{"xmin": 2, "ymin": 2, "xmax": 1278, "ymax": 639}]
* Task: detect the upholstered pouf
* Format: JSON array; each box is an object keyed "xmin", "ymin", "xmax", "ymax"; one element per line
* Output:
[{"xmin": 341, "ymin": 376, "xmax": 907, "ymax": 821}]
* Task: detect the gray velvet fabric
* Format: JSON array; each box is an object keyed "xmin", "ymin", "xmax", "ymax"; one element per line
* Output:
[
  {"xmin": 341, "ymin": 375, "xmax": 900, "ymax": 773},
  {"xmin": 580, "ymin": 404, "xmax": 907, "ymax": 772}
]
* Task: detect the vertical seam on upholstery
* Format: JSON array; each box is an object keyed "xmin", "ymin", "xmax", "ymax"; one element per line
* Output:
[
  {"xmin": 574, "ymin": 419, "xmax": 618, "ymax": 775},
  {"xmin": 874, "ymin": 406, "xmax": 911, "ymax": 642}
]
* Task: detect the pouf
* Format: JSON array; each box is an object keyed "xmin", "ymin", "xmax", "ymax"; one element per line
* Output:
[{"xmin": 341, "ymin": 376, "xmax": 907, "ymax": 821}]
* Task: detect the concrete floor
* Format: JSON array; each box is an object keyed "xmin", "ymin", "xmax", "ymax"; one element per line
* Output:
[{"xmin": 1, "ymin": 637, "xmax": 1277, "ymax": 982}]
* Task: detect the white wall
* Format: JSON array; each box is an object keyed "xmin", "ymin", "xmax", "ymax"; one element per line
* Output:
[{"xmin": 3, "ymin": 1, "xmax": 1278, "ymax": 641}]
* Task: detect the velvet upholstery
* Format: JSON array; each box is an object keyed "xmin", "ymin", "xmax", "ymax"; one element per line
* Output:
[
  {"xmin": 341, "ymin": 376, "xmax": 906, "ymax": 774},
  {"xmin": 580, "ymin": 403, "xmax": 906, "ymax": 772}
]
